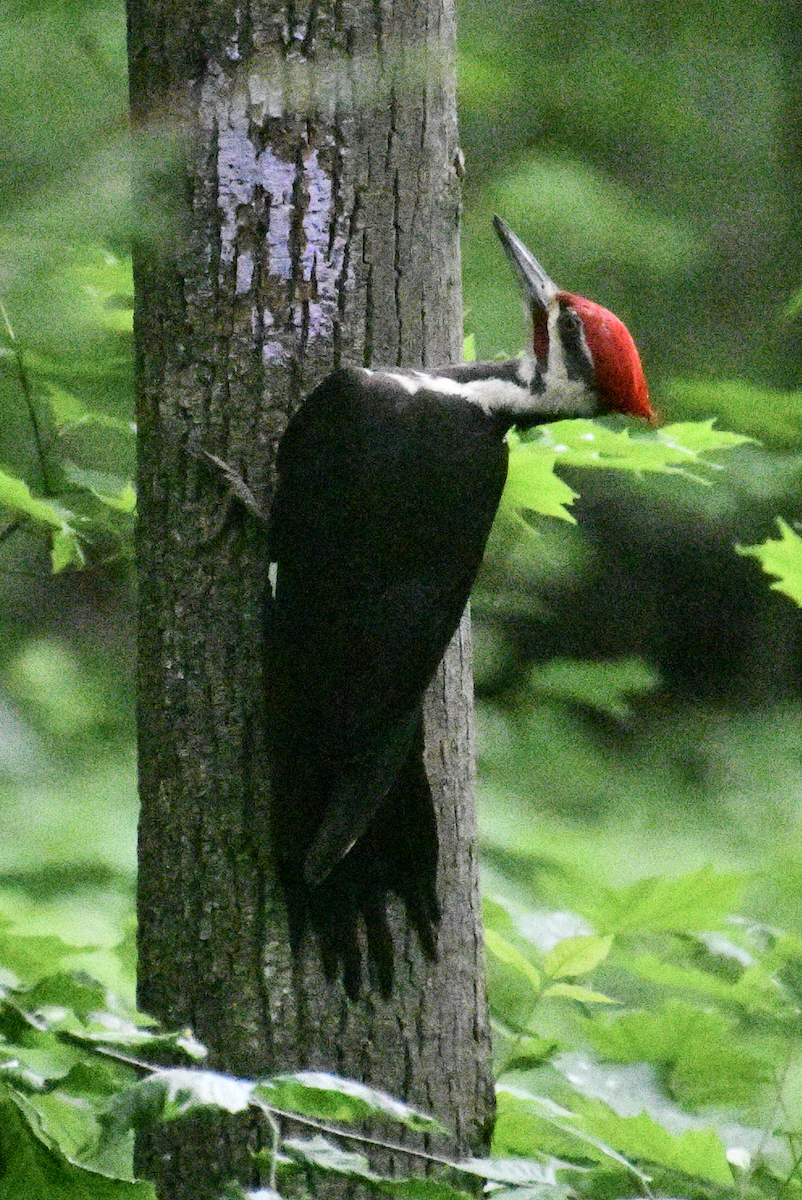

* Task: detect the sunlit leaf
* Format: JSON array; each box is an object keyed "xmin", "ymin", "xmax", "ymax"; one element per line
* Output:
[
  {"xmin": 502, "ymin": 446, "xmax": 578, "ymax": 523},
  {"xmin": 580, "ymin": 1000, "xmax": 768, "ymax": 1108},
  {"xmin": 666, "ymin": 376, "xmax": 802, "ymax": 446},
  {"xmin": 282, "ymin": 1136, "xmax": 375, "ymax": 1179},
  {"xmin": 531, "ymin": 418, "xmax": 750, "ymax": 476},
  {"xmin": 737, "ymin": 519, "xmax": 802, "ymax": 607},
  {"xmin": 256, "ymin": 1072, "xmax": 442, "ymax": 1131},
  {"xmin": 281, "ymin": 1137, "xmax": 474, "ymax": 1200},
  {"xmin": 51, "ymin": 528, "xmax": 86, "ymax": 571},
  {"xmin": 499, "ymin": 1035, "xmax": 557, "ymax": 1073},
  {"xmin": 58, "ymin": 248, "xmax": 134, "ymax": 335},
  {"xmin": 0, "ymin": 467, "xmax": 73, "ymax": 531},
  {"xmin": 541, "ymin": 983, "xmax": 618, "ymax": 1004},
  {"xmin": 484, "ymin": 930, "xmax": 542, "ymax": 991},
  {"xmin": 455, "ymin": 1157, "xmax": 561, "ymax": 1184},
  {"xmin": 577, "ymin": 1098, "xmax": 732, "ymax": 1186},
  {"xmin": 483, "ymin": 897, "xmax": 517, "ymax": 935},
  {"xmin": 626, "ymin": 953, "xmax": 788, "ymax": 1016},
  {"xmin": 46, "ymin": 386, "xmax": 136, "ymax": 437},
  {"xmin": 590, "ymin": 867, "xmax": 744, "ymax": 934},
  {"xmin": 494, "ymin": 1087, "xmax": 650, "ymax": 1182},
  {"xmin": 543, "ymin": 935, "xmax": 613, "ymax": 980},
  {"xmin": 502, "ymin": 419, "xmax": 747, "ymax": 526}
]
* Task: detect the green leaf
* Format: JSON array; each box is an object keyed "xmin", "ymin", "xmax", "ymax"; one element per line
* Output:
[
  {"xmin": 483, "ymin": 1187, "xmax": 570, "ymax": 1200},
  {"xmin": 543, "ymin": 935, "xmax": 614, "ymax": 980},
  {"xmin": 0, "ymin": 466, "xmax": 86, "ymax": 570},
  {"xmin": 499, "ymin": 1035, "xmax": 557, "ymax": 1072},
  {"xmin": 494, "ymin": 1088, "xmax": 650, "ymax": 1182},
  {"xmin": 462, "ymin": 333, "xmax": 476, "ymax": 362},
  {"xmin": 63, "ymin": 464, "xmax": 137, "ymax": 513},
  {"xmin": 1, "ymin": 1095, "xmax": 154, "ymax": 1198},
  {"xmin": 541, "ymin": 983, "xmax": 618, "ymax": 1004},
  {"xmin": 626, "ymin": 953, "xmax": 788, "ymax": 1016},
  {"xmin": 577, "ymin": 1098, "xmax": 733, "ymax": 1186},
  {"xmin": 379, "ymin": 1180, "xmax": 475, "ymax": 1200},
  {"xmin": 484, "ymin": 930, "xmax": 542, "ymax": 991},
  {"xmin": 665, "ymin": 376, "xmax": 802, "ymax": 446},
  {"xmin": 255, "ymin": 1072, "xmax": 443, "ymax": 1132},
  {"xmin": 27, "ymin": 972, "xmax": 108, "ymax": 1018},
  {"xmin": 737, "ymin": 519, "xmax": 802, "ymax": 607},
  {"xmin": 0, "ymin": 926, "xmax": 88, "ymax": 983},
  {"xmin": 530, "ymin": 418, "xmax": 751, "ymax": 476},
  {"xmin": 51, "ymin": 528, "xmax": 86, "ymax": 571},
  {"xmin": 590, "ymin": 867, "xmax": 744, "ymax": 934},
  {"xmin": 282, "ymin": 1135, "xmax": 375, "ymax": 1180},
  {"xmin": 582, "ymin": 1000, "xmax": 769, "ymax": 1108},
  {"xmin": 483, "ymin": 897, "xmax": 517, "ymax": 935},
  {"xmin": 503, "ymin": 444, "xmax": 579, "ymax": 524},
  {"xmin": 46, "ymin": 386, "xmax": 136, "ymax": 436},
  {"xmin": 500, "ymin": 418, "xmax": 748, "ymax": 527},
  {"xmin": 59, "ymin": 247, "xmax": 135, "ymax": 335},
  {"xmin": 0, "ymin": 467, "xmax": 77, "ymax": 532}
]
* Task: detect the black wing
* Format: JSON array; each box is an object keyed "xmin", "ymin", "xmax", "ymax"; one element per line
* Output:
[{"xmin": 265, "ymin": 367, "xmax": 508, "ymax": 995}]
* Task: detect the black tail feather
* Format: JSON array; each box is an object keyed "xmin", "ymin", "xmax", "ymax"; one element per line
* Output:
[{"xmin": 271, "ymin": 720, "xmax": 440, "ymax": 998}]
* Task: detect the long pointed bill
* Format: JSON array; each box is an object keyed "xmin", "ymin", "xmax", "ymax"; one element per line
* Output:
[{"xmin": 493, "ymin": 216, "xmax": 558, "ymax": 313}]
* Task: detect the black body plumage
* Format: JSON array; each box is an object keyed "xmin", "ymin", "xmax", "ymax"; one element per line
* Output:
[{"xmin": 265, "ymin": 364, "xmax": 519, "ymax": 997}]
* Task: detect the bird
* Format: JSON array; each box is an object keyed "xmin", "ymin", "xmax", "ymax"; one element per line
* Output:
[{"xmin": 264, "ymin": 216, "xmax": 655, "ymax": 999}]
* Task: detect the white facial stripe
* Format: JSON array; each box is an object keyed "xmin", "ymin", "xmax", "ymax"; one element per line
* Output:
[
  {"xmin": 268, "ymin": 562, "xmax": 278, "ymax": 597},
  {"xmin": 546, "ymin": 305, "xmax": 568, "ymax": 381}
]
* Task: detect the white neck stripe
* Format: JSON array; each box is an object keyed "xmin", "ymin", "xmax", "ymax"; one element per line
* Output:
[{"xmin": 360, "ymin": 366, "xmax": 596, "ymax": 420}]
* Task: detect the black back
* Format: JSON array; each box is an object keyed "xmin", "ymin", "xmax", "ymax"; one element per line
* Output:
[{"xmin": 265, "ymin": 367, "xmax": 509, "ymax": 997}]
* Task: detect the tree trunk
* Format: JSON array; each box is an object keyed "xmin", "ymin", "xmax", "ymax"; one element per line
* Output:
[{"xmin": 127, "ymin": 1, "xmax": 494, "ymax": 1196}]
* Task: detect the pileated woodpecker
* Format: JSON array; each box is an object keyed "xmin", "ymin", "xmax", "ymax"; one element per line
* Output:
[{"xmin": 266, "ymin": 217, "xmax": 654, "ymax": 998}]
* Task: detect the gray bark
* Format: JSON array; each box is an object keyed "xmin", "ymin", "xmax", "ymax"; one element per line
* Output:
[{"xmin": 128, "ymin": 1, "xmax": 494, "ymax": 1195}]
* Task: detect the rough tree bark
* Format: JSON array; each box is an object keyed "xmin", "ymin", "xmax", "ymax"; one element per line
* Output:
[{"xmin": 127, "ymin": 1, "xmax": 494, "ymax": 1195}]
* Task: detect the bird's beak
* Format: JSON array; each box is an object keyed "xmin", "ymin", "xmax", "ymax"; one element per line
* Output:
[{"xmin": 493, "ymin": 216, "xmax": 558, "ymax": 315}]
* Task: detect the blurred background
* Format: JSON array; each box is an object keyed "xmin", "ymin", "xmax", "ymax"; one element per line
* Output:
[{"xmin": 1, "ymin": 0, "xmax": 801, "ymax": 1005}]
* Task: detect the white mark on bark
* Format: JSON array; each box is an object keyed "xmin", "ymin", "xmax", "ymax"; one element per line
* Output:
[
  {"xmin": 259, "ymin": 147, "xmax": 295, "ymax": 281},
  {"xmin": 236, "ymin": 250, "xmax": 254, "ymax": 294},
  {"xmin": 215, "ymin": 90, "xmax": 258, "ymax": 266},
  {"xmin": 225, "ymin": 7, "xmax": 242, "ymax": 60},
  {"xmin": 299, "ymin": 149, "xmax": 333, "ymax": 337}
]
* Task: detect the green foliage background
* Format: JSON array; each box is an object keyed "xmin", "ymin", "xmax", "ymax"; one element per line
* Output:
[{"xmin": 4, "ymin": 0, "xmax": 802, "ymax": 1194}]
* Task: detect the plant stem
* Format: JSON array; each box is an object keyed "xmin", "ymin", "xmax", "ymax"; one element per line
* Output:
[{"xmin": 0, "ymin": 297, "xmax": 52, "ymax": 495}]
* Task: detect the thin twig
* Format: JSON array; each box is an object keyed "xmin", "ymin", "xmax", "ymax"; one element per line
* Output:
[
  {"xmin": 0, "ymin": 298, "xmax": 52, "ymax": 495},
  {"xmin": 261, "ymin": 1105, "xmax": 460, "ymax": 1170},
  {"xmin": 262, "ymin": 1108, "xmax": 282, "ymax": 1191},
  {"xmin": 80, "ymin": 1043, "xmax": 159, "ymax": 1073}
]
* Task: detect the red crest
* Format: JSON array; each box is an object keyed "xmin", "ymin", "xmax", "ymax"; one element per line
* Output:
[{"xmin": 564, "ymin": 293, "xmax": 656, "ymax": 423}]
